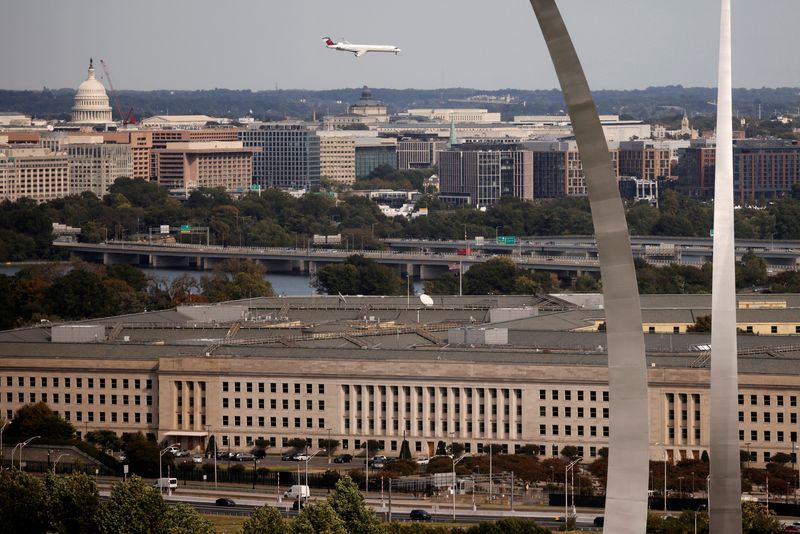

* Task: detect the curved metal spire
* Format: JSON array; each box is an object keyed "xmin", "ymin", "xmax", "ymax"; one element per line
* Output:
[
  {"xmin": 527, "ymin": 2, "xmax": 649, "ymax": 532},
  {"xmin": 709, "ymin": 0, "xmax": 742, "ymax": 531}
]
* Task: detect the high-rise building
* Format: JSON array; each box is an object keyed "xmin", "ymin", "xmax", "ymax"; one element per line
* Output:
[
  {"xmin": 239, "ymin": 123, "xmax": 320, "ymax": 190},
  {"xmin": 438, "ymin": 145, "xmax": 533, "ymax": 206},
  {"xmin": 67, "ymin": 141, "xmax": 132, "ymax": 197},
  {"xmin": 526, "ymin": 141, "xmax": 619, "ymax": 199},
  {"xmin": 151, "ymin": 141, "xmax": 258, "ymax": 194},
  {"xmin": 0, "ymin": 147, "xmax": 69, "ymax": 202},
  {"xmin": 618, "ymin": 141, "xmax": 672, "ymax": 181},
  {"xmin": 355, "ymin": 138, "xmax": 397, "ymax": 179},
  {"xmin": 678, "ymin": 140, "xmax": 800, "ymax": 203},
  {"xmin": 317, "ymin": 131, "xmax": 356, "ymax": 185},
  {"xmin": 397, "ymin": 136, "xmax": 446, "ymax": 170}
]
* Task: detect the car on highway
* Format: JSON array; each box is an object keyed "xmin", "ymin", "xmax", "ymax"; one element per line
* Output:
[
  {"xmin": 293, "ymin": 453, "xmax": 310, "ymax": 461},
  {"xmin": 233, "ymin": 452, "xmax": 256, "ymax": 462},
  {"xmin": 281, "ymin": 453, "xmax": 295, "ymax": 461},
  {"xmin": 333, "ymin": 454, "xmax": 352, "ymax": 463},
  {"xmin": 215, "ymin": 497, "xmax": 236, "ymax": 507},
  {"xmin": 409, "ymin": 509, "xmax": 432, "ymax": 521}
]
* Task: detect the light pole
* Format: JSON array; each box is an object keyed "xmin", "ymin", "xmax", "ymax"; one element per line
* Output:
[
  {"xmin": 452, "ymin": 453, "xmax": 468, "ymax": 521},
  {"xmin": 364, "ymin": 441, "xmax": 369, "ymax": 495},
  {"xmin": 326, "ymin": 428, "xmax": 332, "ymax": 464},
  {"xmin": 488, "ymin": 443, "xmax": 493, "ymax": 502},
  {"xmin": 565, "ymin": 457, "xmax": 582, "ymax": 529},
  {"xmin": 0, "ymin": 420, "xmax": 8, "ymax": 467},
  {"xmin": 53, "ymin": 453, "xmax": 71, "ymax": 474},
  {"xmin": 158, "ymin": 444, "xmax": 175, "ymax": 495},
  {"xmin": 18, "ymin": 435, "xmax": 40, "ymax": 470},
  {"xmin": 304, "ymin": 449, "xmax": 322, "ymax": 486}
]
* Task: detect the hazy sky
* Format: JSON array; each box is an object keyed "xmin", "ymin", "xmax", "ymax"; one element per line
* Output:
[{"xmin": 1, "ymin": 0, "xmax": 798, "ymax": 91}]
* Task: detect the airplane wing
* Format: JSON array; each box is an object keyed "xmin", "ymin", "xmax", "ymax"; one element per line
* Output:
[{"xmin": 354, "ymin": 50, "xmax": 367, "ymax": 57}]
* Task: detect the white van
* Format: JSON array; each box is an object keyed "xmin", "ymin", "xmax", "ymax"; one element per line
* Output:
[
  {"xmin": 153, "ymin": 478, "xmax": 178, "ymax": 491},
  {"xmin": 283, "ymin": 484, "xmax": 310, "ymax": 500}
]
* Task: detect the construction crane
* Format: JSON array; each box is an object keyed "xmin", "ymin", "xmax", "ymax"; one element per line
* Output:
[{"xmin": 98, "ymin": 59, "xmax": 136, "ymax": 124}]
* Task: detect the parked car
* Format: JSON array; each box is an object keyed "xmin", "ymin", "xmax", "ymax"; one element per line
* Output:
[
  {"xmin": 174, "ymin": 449, "xmax": 190, "ymax": 457},
  {"xmin": 281, "ymin": 453, "xmax": 295, "ymax": 461},
  {"xmin": 293, "ymin": 453, "xmax": 310, "ymax": 461},
  {"xmin": 215, "ymin": 497, "xmax": 236, "ymax": 507},
  {"xmin": 415, "ymin": 456, "xmax": 430, "ymax": 465},
  {"xmin": 234, "ymin": 453, "xmax": 256, "ymax": 462},
  {"xmin": 368, "ymin": 455, "xmax": 387, "ymax": 467},
  {"xmin": 409, "ymin": 509, "xmax": 432, "ymax": 521},
  {"xmin": 333, "ymin": 454, "xmax": 352, "ymax": 463},
  {"xmin": 192, "ymin": 455, "xmax": 203, "ymax": 464}
]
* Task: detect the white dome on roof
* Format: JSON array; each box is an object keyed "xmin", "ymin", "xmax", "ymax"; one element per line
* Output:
[{"xmin": 71, "ymin": 58, "xmax": 113, "ymax": 124}]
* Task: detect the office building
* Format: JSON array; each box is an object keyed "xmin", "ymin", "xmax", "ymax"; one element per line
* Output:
[
  {"xmin": 239, "ymin": 123, "xmax": 320, "ymax": 190},
  {"xmin": 397, "ymin": 136, "xmax": 446, "ymax": 170},
  {"xmin": 526, "ymin": 141, "xmax": 619, "ymax": 198},
  {"xmin": 438, "ymin": 145, "xmax": 533, "ymax": 206},
  {"xmin": 3, "ymin": 294, "xmax": 800, "ymax": 467},
  {"xmin": 67, "ymin": 141, "xmax": 132, "ymax": 197},
  {"xmin": 151, "ymin": 141, "xmax": 258, "ymax": 194},
  {"xmin": 618, "ymin": 141, "xmax": 673, "ymax": 181},
  {"xmin": 317, "ymin": 131, "xmax": 356, "ymax": 185},
  {"xmin": 0, "ymin": 147, "xmax": 69, "ymax": 202},
  {"xmin": 355, "ymin": 138, "xmax": 397, "ymax": 179}
]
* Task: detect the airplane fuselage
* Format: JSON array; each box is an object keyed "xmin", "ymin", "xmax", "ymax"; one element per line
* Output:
[{"xmin": 324, "ymin": 38, "xmax": 401, "ymax": 57}]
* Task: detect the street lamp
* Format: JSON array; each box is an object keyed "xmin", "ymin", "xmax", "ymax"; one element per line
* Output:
[
  {"xmin": 53, "ymin": 453, "xmax": 71, "ymax": 474},
  {"xmin": 326, "ymin": 428, "xmax": 332, "ymax": 465},
  {"xmin": 0, "ymin": 420, "xmax": 8, "ymax": 467},
  {"xmin": 304, "ymin": 449, "xmax": 322, "ymax": 486},
  {"xmin": 159, "ymin": 444, "xmax": 176, "ymax": 495},
  {"xmin": 18, "ymin": 435, "xmax": 40, "ymax": 470},
  {"xmin": 565, "ymin": 457, "xmax": 583, "ymax": 529},
  {"xmin": 452, "ymin": 453, "xmax": 468, "ymax": 521}
]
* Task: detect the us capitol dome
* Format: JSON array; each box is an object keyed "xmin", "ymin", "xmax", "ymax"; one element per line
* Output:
[{"xmin": 71, "ymin": 58, "xmax": 113, "ymax": 124}]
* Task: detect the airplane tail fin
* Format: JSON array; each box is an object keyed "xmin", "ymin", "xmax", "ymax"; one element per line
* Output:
[{"xmin": 323, "ymin": 37, "xmax": 335, "ymax": 46}]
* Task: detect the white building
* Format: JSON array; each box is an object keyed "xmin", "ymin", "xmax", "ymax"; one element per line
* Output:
[
  {"xmin": 402, "ymin": 109, "xmax": 501, "ymax": 123},
  {"xmin": 71, "ymin": 59, "xmax": 113, "ymax": 125},
  {"xmin": 0, "ymin": 147, "xmax": 69, "ymax": 202}
]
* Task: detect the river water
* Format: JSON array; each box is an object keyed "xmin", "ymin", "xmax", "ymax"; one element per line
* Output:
[{"xmin": 0, "ymin": 264, "xmax": 425, "ymax": 297}]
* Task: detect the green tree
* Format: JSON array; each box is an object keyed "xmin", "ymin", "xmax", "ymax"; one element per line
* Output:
[
  {"xmin": 162, "ymin": 503, "xmax": 215, "ymax": 534},
  {"xmin": 240, "ymin": 505, "xmax": 292, "ymax": 534},
  {"xmin": 294, "ymin": 501, "xmax": 348, "ymax": 534},
  {"xmin": 736, "ymin": 251, "xmax": 768, "ymax": 289},
  {"xmin": 47, "ymin": 472, "xmax": 101, "ymax": 534},
  {"xmin": 5, "ymin": 401, "xmax": 75, "ymax": 442},
  {"xmin": 97, "ymin": 476, "xmax": 168, "ymax": 534},
  {"xmin": 741, "ymin": 501, "xmax": 781, "ymax": 533},
  {"xmin": 687, "ymin": 315, "xmax": 712, "ymax": 333},
  {"xmin": 45, "ymin": 269, "xmax": 112, "ymax": 319},
  {"xmin": 122, "ymin": 432, "xmax": 166, "ymax": 478},
  {"xmin": 327, "ymin": 476, "xmax": 383, "ymax": 534},
  {"xmin": 314, "ymin": 255, "xmax": 403, "ymax": 296},
  {"xmin": 560, "ymin": 446, "xmax": 579, "ymax": 460},
  {"xmin": 319, "ymin": 439, "xmax": 340, "ymax": 455},
  {"xmin": 465, "ymin": 517, "xmax": 550, "ymax": 534},
  {"xmin": 86, "ymin": 429, "xmax": 123, "ymax": 451},
  {"xmin": 0, "ymin": 470, "xmax": 50, "ymax": 534}
]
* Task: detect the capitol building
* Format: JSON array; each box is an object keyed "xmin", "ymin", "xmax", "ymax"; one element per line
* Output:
[{"xmin": 71, "ymin": 58, "xmax": 113, "ymax": 124}]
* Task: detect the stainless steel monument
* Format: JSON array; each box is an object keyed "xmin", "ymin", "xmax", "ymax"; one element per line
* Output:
[
  {"xmin": 528, "ymin": 2, "xmax": 649, "ymax": 532},
  {"xmin": 709, "ymin": 0, "xmax": 742, "ymax": 531}
]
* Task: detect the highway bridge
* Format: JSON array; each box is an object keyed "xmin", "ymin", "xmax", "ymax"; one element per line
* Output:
[{"xmin": 53, "ymin": 235, "xmax": 800, "ymax": 281}]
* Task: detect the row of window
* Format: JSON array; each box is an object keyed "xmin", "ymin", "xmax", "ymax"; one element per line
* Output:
[
  {"xmin": 739, "ymin": 411, "xmax": 798, "ymax": 424},
  {"xmin": 222, "ymin": 415, "xmax": 326, "ymax": 429},
  {"xmin": 222, "ymin": 398, "xmax": 324, "ymax": 411},
  {"xmin": 222, "ymin": 381, "xmax": 324, "ymax": 395},
  {"xmin": 738, "ymin": 394, "xmax": 798, "ymax": 407},
  {"xmin": 4, "ymin": 376, "xmax": 152, "ymax": 390},
  {"xmin": 540, "ymin": 424, "xmax": 609, "ymax": 438},
  {"xmin": 53, "ymin": 410, "xmax": 152, "ymax": 424},
  {"xmin": 538, "ymin": 389, "xmax": 608, "ymax": 402},
  {"xmin": 740, "ymin": 429, "xmax": 798, "ymax": 443},
  {"xmin": 344, "ymin": 400, "xmax": 520, "ymax": 416},
  {"xmin": 5, "ymin": 391, "xmax": 153, "ymax": 406},
  {"xmin": 540, "ymin": 406, "xmax": 608, "ymax": 419}
]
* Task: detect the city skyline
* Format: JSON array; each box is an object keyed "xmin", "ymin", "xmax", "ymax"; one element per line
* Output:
[{"xmin": 1, "ymin": 0, "xmax": 798, "ymax": 92}]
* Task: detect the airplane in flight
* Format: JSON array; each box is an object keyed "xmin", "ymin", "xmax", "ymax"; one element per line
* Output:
[{"xmin": 323, "ymin": 37, "xmax": 401, "ymax": 57}]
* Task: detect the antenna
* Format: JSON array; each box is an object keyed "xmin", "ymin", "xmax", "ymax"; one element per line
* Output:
[{"xmin": 420, "ymin": 294, "xmax": 434, "ymax": 307}]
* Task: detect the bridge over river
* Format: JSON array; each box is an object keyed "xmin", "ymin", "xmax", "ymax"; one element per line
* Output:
[{"xmin": 53, "ymin": 235, "xmax": 800, "ymax": 281}]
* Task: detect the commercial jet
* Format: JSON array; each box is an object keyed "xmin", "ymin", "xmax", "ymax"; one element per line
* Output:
[{"xmin": 323, "ymin": 37, "xmax": 401, "ymax": 57}]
